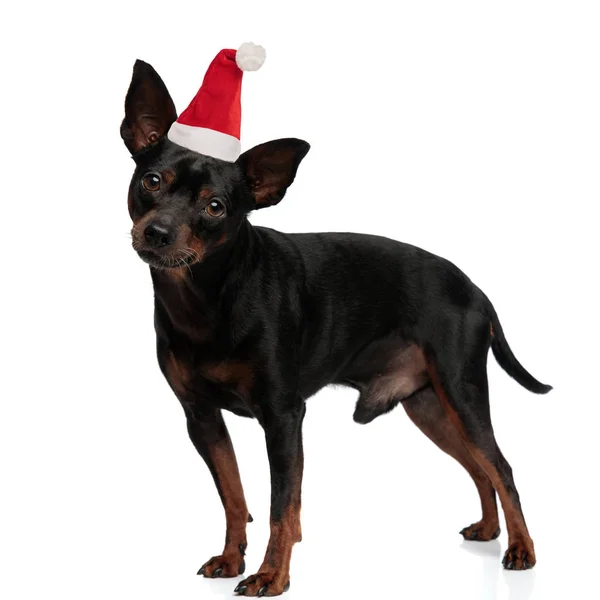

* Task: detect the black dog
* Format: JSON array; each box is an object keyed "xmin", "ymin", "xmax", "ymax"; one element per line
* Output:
[{"xmin": 121, "ymin": 60, "xmax": 551, "ymax": 597}]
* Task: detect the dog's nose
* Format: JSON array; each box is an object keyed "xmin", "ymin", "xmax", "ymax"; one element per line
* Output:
[{"xmin": 144, "ymin": 223, "xmax": 173, "ymax": 248}]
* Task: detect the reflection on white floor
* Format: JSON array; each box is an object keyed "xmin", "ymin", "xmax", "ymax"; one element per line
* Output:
[{"xmin": 460, "ymin": 540, "xmax": 536, "ymax": 600}]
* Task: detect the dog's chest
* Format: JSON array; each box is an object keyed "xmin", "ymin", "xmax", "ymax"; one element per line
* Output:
[{"xmin": 162, "ymin": 350, "xmax": 255, "ymax": 418}]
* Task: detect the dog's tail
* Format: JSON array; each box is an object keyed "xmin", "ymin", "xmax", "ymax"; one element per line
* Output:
[{"xmin": 488, "ymin": 305, "xmax": 553, "ymax": 394}]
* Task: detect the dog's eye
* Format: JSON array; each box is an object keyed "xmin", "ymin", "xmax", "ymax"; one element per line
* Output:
[
  {"xmin": 205, "ymin": 200, "xmax": 226, "ymax": 218},
  {"xmin": 142, "ymin": 173, "xmax": 161, "ymax": 192}
]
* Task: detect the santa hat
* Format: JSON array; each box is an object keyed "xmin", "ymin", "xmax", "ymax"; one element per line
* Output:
[{"xmin": 167, "ymin": 42, "xmax": 266, "ymax": 161}]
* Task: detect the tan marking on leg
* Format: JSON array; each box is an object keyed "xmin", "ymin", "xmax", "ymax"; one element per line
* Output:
[
  {"xmin": 427, "ymin": 361, "xmax": 535, "ymax": 565},
  {"xmin": 202, "ymin": 361, "xmax": 254, "ymax": 398},
  {"xmin": 200, "ymin": 436, "xmax": 251, "ymax": 578},
  {"xmin": 236, "ymin": 504, "xmax": 300, "ymax": 595},
  {"xmin": 164, "ymin": 352, "xmax": 191, "ymax": 397},
  {"xmin": 403, "ymin": 389, "xmax": 500, "ymax": 539},
  {"xmin": 236, "ymin": 440, "xmax": 303, "ymax": 595}
]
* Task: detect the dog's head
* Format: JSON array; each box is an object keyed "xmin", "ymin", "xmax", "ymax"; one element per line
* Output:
[{"xmin": 121, "ymin": 60, "xmax": 309, "ymax": 270}]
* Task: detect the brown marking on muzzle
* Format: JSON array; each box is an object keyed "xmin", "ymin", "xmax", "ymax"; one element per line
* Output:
[
  {"xmin": 131, "ymin": 217, "xmax": 202, "ymax": 270},
  {"xmin": 132, "ymin": 215, "xmax": 226, "ymax": 273},
  {"xmin": 130, "ymin": 209, "xmax": 158, "ymax": 247},
  {"xmin": 186, "ymin": 227, "xmax": 208, "ymax": 264}
]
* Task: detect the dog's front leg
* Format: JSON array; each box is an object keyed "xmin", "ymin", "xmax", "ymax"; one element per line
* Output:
[
  {"xmin": 235, "ymin": 404, "xmax": 306, "ymax": 597},
  {"xmin": 187, "ymin": 409, "xmax": 251, "ymax": 579}
]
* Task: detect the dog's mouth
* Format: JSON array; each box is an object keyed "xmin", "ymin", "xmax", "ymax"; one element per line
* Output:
[{"xmin": 134, "ymin": 246, "xmax": 200, "ymax": 270}]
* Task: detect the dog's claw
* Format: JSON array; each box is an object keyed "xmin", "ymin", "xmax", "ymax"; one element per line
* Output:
[
  {"xmin": 461, "ymin": 522, "xmax": 501, "ymax": 542},
  {"xmin": 212, "ymin": 567, "xmax": 223, "ymax": 578},
  {"xmin": 234, "ymin": 574, "xmax": 289, "ymax": 596},
  {"xmin": 502, "ymin": 541, "xmax": 536, "ymax": 570},
  {"xmin": 239, "ymin": 544, "xmax": 246, "ymax": 556},
  {"xmin": 461, "ymin": 526, "xmax": 479, "ymax": 540},
  {"xmin": 238, "ymin": 560, "xmax": 246, "ymax": 575},
  {"xmin": 248, "ymin": 514, "xmax": 254, "ymax": 523},
  {"xmin": 197, "ymin": 566, "xmax": 206, "ymax": 576}
]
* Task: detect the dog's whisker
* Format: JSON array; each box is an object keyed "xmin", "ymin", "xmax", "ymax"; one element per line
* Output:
[
  {"xmin": 177, "ymin": 250, "xmax": 195, "ymax": 278},
  {"xmin": 179, "ymin": 248, "xmax": 196, "ymax": 263},
  {"xmin": 186, "ymin": 247, "xmax": 200, "ymax": 261}
]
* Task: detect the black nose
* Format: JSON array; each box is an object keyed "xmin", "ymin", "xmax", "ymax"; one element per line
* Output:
[{"xmin": 144, "ymin": 223, "xmax": 173, "ymax": 248}]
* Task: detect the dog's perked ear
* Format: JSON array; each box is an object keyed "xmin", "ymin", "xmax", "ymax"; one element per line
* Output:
[
  {"xmin": 236, "ymin": 138, "xmax": 310, "ymax": 209},
  {"xmin": 120, "ymin": 60, "xmax": 177, "ymax": 154}
]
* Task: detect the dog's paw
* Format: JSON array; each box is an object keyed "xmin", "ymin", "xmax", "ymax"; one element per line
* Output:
[
  {"xmin": 502, "ymin": 539, "xmax": 536, "ymax": 570},
  {"xmin": 198, "ymin": 545, "xmax": 247, "ymax": 578},
  {"xmin": 460, "ymin": 520, "xmax": 501, "ymax": 541},
  {"xmin": 234, "ymin": 571, "xmax": 290, "ymax": 597}
]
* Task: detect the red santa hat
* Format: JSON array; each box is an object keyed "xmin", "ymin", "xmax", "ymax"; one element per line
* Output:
[{"xmin": 167, "ymin": 42, "xmax": 266, "ymax": 161}]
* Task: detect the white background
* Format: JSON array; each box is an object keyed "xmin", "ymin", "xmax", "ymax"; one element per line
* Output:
[{"xmin": 2, "ymin": 1, "xmax": 598, "ymax": 599}]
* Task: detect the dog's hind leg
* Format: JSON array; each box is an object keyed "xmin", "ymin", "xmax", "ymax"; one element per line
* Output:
[
  {"xmin": 403, "ymin": 387, "xmax": 500, "ymax": 541},
  {"xmin": 425, "ymin": 316, "xmax": 536, "ymax": 570}
]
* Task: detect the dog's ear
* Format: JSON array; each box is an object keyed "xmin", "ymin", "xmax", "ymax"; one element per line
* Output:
[
  {"xmin": 120, "ymin": 60, "xmax": 177, "ymax": 154},
  {"xmin": 236, "ymin": 138, "xmax": 310, "ymax": 209}
]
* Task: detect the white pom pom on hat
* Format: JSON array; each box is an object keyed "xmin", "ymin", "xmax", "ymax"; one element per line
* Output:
[
  {"xmin": 167, "ymin": 42, "xmax": 266, "ymax": 161},
  {"xmin": 236, "ymin": 42, "xmax": 266, "ymax": 72}
]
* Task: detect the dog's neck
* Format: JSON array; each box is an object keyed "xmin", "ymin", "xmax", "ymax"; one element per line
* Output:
[{"xmin": 150, "ymin": 219, "xmax": 259, "ymax": 345}]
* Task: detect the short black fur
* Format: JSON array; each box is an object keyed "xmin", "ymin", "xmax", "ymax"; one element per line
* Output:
[{"xmin": 121, "ymin": 60, "xmax": 551, "ymax": 596}]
